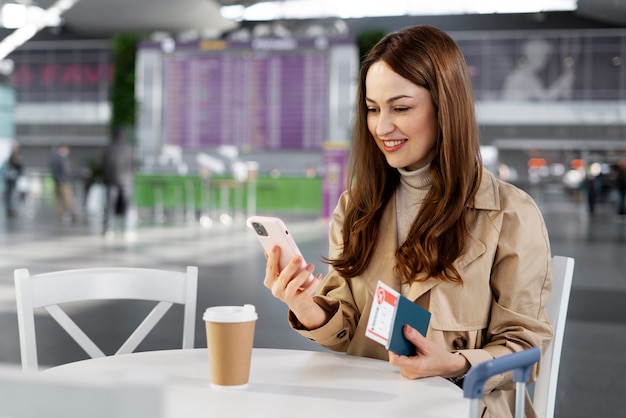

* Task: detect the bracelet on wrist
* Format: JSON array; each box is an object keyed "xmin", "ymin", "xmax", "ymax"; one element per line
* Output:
[{"xmin": 448, "ymin": 351, "xmax": 467, "ymax": 387}]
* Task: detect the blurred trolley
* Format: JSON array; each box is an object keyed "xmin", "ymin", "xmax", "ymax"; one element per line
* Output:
[{"xmin": 463, "ymin": 347, "xmax": 541, "ymax": 418}]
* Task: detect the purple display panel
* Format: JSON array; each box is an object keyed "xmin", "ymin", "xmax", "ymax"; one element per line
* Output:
[
  {"xmin": 164, "ymin": 57, "xmax": 192, "ymax": 147},
  {"xmin": 162, "ymin": 41, "xmax": 331, "ymax": 150},
  {"xmin": 254, "ymin": 56, "xmax": 280, "ymax": 149},
  {"xmin": 192, "ymin": 57, "xmax": 223, "ymax": 149},
  {"xmin": 280, "ymin": 54, "xmax": 305, "ymax": 148},
  {"xmin": 322, "ymin": 142, "xmax": 349, "ymax": 219},
  {"xmin": 302, "ymin": 54, "xmax": 328, "ymax": 149}
]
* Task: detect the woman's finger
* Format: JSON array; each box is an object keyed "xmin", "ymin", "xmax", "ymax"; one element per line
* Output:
[{"xmin": 263, "ymin": 246, "xmax": 281, "ymax": 289}]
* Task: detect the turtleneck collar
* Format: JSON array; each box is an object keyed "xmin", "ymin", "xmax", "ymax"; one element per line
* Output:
[
  {"xmin": 398, "ymin": 164, "xmax": 432, "ymax": 191},
  {"xmin": 395, "ymin": 164, "xmax": 432, "ymax": 249}
]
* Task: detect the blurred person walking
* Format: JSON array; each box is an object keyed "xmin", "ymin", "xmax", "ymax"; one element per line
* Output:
[
  {"xmin": 49, "ymin": 144, "xmax": 77, "ymax": 223},
  {"xmin": 584, "ymin": 163, "xmax": 602, "ymax": 219},
  {"xmin": 616, "ymin": 160, "xmax": 626, "ymax": 219},
  {"xmin": 102, "ymin": 127, "xmax": 136, "ymax": 240},
  {"xmin": 2, "ymin": 143, "xmax": 24, "ymax": 218}
]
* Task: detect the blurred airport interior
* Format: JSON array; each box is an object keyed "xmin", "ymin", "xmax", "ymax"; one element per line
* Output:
[{"xmin": 1, "ymin": 1, "xmax": 626, "ymax": 417}]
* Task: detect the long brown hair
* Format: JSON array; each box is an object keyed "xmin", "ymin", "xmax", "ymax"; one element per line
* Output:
[{"xmin": 329, "ymin": 25, "xmax": 482, "ymax": 283}]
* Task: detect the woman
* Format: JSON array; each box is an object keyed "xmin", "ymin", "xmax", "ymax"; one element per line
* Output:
[{"xmin": 264, "ymin": 25, "xmax": 552, "ymax": 418}]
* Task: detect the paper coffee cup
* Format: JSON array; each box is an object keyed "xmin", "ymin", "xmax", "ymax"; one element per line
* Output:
[{"xmin": 203, "ymin": 304, "xmax": 258, "ymax": 388}]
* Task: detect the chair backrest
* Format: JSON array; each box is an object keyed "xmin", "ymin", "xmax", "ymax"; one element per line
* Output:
[
  {"xmin": 14, "ymin": 266, "xmax": 198, "ymax": 372},
  {"xmin": 533, "ymin": 255, "xmax": 575, "ymax": 418},
  {"xmin": 0, "ymin": 363, "xmax": 165, "ymax": 418}
]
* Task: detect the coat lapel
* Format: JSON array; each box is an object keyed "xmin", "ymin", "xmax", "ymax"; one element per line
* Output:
[{"xmin": 406, "ymin": 274, "xmax": 439, "ymax": 302}]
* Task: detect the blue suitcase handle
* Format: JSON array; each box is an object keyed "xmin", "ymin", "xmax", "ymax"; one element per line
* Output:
[{"xmin": 463, "ymin": 347, "xmax": 540, "ymax": 400}]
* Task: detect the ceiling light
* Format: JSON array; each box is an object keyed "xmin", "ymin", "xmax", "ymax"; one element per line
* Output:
[
  {"xmin": 220, "ymin": 0, "xmax": 577, "ymax": 21},
  {"xmin": 1, "ymin": 3, "xmax": 28, "ymax": 28},
  {"xmin": 0, "ymin": 0, "xmax": 80, "ymax": 60}
]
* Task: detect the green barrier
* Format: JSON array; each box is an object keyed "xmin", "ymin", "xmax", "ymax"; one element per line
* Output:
[
  {"xmin": 134, "ymin": 173, "xmax": 322, "ymax": 214},
  {"xmin": 134, "ymin": 174, "xmax": 202, "ymax": 209}
]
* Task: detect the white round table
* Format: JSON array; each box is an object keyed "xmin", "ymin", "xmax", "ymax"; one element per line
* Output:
[{"xmin": 45, "ymin": 348, "xmax": 470, "ymax": 418}]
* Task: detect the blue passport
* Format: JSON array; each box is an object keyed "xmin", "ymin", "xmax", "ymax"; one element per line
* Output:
[
  {"xmin": 365, "ymin": 281, "xmax": 432, "ymax": 356},
  {"xmin": 388, "ymin": 294, "xmax": 432, "ymax": 356}
]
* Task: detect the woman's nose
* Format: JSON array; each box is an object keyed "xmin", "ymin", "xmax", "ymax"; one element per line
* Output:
[{"xmin": 375, "ymin": 112, "xmax": 395, "ymax": 137}]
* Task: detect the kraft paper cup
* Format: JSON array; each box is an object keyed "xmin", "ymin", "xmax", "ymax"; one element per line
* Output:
[{"xmin": 203, "ymin": 304, "xmax": 258, "ymax": 389}]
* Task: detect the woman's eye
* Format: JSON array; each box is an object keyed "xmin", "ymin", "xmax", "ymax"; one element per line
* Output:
[
  {"xmin": 395, "ymin": 107, "xmax": 410, "ymax": 113},
  {"xmin": 367, "ymin": 107, "xmax": 378, "ymax": 113}
]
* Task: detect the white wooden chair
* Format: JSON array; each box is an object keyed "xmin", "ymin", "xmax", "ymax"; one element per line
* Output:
[
  {"xmin": 14, "ymin": 266, "xmax": 198, "ymax": 372},
  {"xmin": 0, "ymin": 363, "xmax": 165, "ymax": 418},
  {"xmin": 533, "ymin": 255, "xmax": 575, "ymax": 418}
]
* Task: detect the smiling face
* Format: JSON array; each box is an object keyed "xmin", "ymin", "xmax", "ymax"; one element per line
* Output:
[{"xmin": 365, "ymin": 61, "xmax": 438, "ymax": 171}]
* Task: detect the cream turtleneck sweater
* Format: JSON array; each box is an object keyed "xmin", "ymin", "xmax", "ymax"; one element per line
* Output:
[
  {"xmin": 396, "ymin": 164, "xmax": 432, "ymax": 244},
  {"xmin": 395, "ymin": 164, "xmax": 432, "ymax": 295}
]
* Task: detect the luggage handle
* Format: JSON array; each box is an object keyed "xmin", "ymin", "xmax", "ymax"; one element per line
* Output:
[{"xmin": 463, "ymin": 347, "xmax": 540, "ymax": 418}]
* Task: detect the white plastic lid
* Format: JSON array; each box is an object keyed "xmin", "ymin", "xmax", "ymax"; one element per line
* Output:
[{"xmin": 203, "ymin": 304, "xmax": 258, "ymax": 323}]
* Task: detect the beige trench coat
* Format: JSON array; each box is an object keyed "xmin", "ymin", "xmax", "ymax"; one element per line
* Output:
[{"xmin": 290, "ymin": 169, "xmax": 553, "ymax": 418}]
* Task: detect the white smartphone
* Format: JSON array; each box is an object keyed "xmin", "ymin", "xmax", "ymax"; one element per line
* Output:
[{"xmin": 246, "ymin": 215, "xmax": 314, "ymax": 284}]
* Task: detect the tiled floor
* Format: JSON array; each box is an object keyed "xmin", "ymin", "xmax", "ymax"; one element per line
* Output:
[{"xmin": 1, "ymin": 183, "xmax": 625, "ymax": 417}]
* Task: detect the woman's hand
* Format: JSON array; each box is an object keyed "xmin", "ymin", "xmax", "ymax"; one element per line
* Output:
[
  {"xmin": 263, "ymin": 245, "xmax": 326, "ymax": 329},
  {"xmin": 388, "ymin": 325, "xmax": 470, "ymax": 379}
]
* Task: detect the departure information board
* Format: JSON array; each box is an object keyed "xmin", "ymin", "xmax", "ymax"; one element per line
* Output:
[{"xmin": 162, "ymin": 38, "xmax": 340, "ymax": 150}]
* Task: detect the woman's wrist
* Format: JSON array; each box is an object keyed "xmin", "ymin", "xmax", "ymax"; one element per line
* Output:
[
  {"xmin": 446, "ymin": 351, "xmax": 470, "ymax": 382},
  {"xmin": 291, "ymin": 301, "xmax": 329, "ymax": 330}
]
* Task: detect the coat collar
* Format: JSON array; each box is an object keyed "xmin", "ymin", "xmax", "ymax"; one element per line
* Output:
[{"xmin": 472, "ymin": 168, "xmax": 501, "ymax": 211}]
